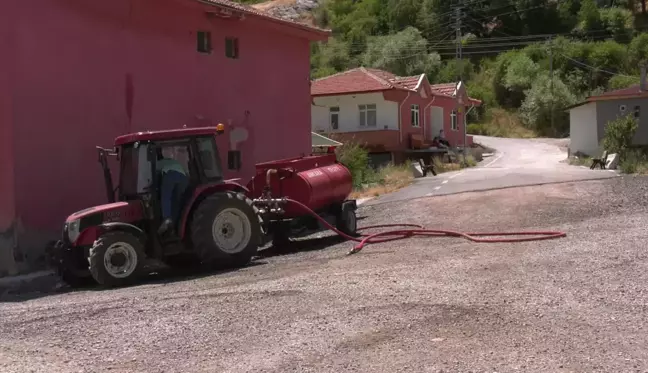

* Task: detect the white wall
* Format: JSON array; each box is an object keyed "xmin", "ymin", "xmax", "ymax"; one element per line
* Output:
[
  {"xmin": 569, "ymin": 102, "xmax": 599, "ymax": 157},
  {"xmin": 311, "ymin": 92, "xmax": 399, "ymax": 133}
]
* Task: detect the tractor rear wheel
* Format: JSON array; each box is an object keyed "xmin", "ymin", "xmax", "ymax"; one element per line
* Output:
[
  {"xmin": 191, "ymin": 191, "xmax": 261, "ymax": 268},
  {"xmin": 88, "ymin": 231, "xmax": 145, "ymax": 287}
]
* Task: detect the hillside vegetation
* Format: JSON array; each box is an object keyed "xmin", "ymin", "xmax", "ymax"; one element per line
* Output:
[{"xmin": 252, "ymin": 0, "xmax": 648, "ymax": 138}]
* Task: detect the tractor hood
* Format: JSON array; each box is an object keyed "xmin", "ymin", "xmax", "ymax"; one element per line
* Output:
[{"xmin": 65, "ymin": 201, "xmax": 144, "ymax": 224}]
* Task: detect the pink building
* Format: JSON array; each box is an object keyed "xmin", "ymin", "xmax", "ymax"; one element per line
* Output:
[
  {"xmin": 0, "ymin": 0, "xmax": 329, "ymax": 276},
  {"xmin": 310, "ymin": 67, "xmax": 481, "ymax": 165}
]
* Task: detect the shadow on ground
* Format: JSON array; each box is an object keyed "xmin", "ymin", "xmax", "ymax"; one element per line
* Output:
[{"xmin": 0, "ymin": 231, "xmax": 354, "ymax": 303}]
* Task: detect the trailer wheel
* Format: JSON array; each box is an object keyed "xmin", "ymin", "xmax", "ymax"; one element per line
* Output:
[
  {"xmin": 191, "ymin": 191, "xmax": 261, "ymax": 267},
  {"xmin": 336, "ymin": 204, "xmax": 358, "ymax": 236},
  {"xmin": 88, "ymin": 231, "xmax": 145, "ymax": 287}
]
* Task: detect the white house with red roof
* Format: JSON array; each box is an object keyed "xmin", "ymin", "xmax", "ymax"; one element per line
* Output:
[
  {"xmin": 567, "ymin": 81, "xmax": 648, "ymax": 157},
  {"xmin": 311, "ymin": 67, "xmax": 481, "ymax": 165}
]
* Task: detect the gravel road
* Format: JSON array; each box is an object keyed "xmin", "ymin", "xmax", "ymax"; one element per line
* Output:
[{"xmin": 2, "ymin": 175, "xmax": 648, "ymax": 372}]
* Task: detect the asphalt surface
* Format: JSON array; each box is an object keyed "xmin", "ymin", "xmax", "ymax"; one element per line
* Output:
[
  {"xmin": 366, "ymin": 136, "xmax": 619, "ymax": 206},
  {"xmin": 2, "ymin": 137, "xmax": 648, "ymax": 373}
]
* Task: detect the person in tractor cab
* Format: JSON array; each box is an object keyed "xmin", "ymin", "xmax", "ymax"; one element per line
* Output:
[{"xmin": 157, "ymin": 147, "xmax": 189, "ymax": 235}]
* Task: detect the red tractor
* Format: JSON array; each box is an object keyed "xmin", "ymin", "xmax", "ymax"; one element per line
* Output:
[{"xmin": 49, "ymin": 125, "xmax": 358, "ymax": 287}]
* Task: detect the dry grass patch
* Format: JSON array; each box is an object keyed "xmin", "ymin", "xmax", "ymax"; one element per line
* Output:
[
  {"xmin": 467, "ymin": 108, "xmax": 537, "ymax": 138},
  {"xmin": 350, "ymin": 163, "xmax": 413, "ymax": 199},
  {"xmin": 568, "ymin": 155, "xmax": 591, "ymax": 167}
]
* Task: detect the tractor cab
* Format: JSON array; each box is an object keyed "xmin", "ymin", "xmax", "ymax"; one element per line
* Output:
[
  {"xmin": 102, "ymin": 125, "xmax": 228, "ymax": 235},
  {"xmin": 51, "ymin": 125, "xmax": 262, "ymax": 288}
]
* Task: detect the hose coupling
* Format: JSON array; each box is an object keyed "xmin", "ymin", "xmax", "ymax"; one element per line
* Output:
[{"xmin": 346, "ymin": 246, "xmax": 362, "ymax": 256}]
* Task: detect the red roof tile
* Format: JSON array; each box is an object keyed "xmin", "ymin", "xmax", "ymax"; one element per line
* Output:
[
  {"xmin": 199, "ymin": 0, "xmax": 330, "ymax": 37},
  {"xmin": 392, "ymin": 76, "xmax": 422, "ymax": 90},
  {"xmin": 589, "ymin": 84, "xmax": 647, "ymax": 99},
  {"xmin": 311, "ymin": 67, "xmax": 424, "ymax": 96},
  {"xmin": 566, "ymin": 84, "xmax": 648, "ymax": 110},
  {"xmin": 311, "ymin": 68, "xmax": 482, "ymax": 106},
  {"xmin": 430, "ymin": 83, "xmax": 457, "ymax": 96}
]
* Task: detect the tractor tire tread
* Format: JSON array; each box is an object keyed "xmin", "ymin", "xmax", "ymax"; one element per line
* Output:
[
  {"xmin": 88, "ymin": 231, "xmax": 145, "ymax": 288},
  {"xmin": 190, "ymin": 191, "xmax": 261, "ymax": 268}
]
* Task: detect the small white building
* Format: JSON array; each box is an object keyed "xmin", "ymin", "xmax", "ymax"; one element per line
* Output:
[{"xmin": 567, "ymin": 84, "xmax": 648, "ymax": 157}]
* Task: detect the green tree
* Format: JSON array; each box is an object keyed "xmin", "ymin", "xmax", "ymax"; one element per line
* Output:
[
  {"xmin": 362, "ymin": 27, "xmax": 441, "ymax": 76},
  {"xmin": 519, "ymin": 73, "xmax": 577, "ymax": 136},
  {"xmin": 607, "ymin": 74, "xmax": 640, "ymax": 89},
  {"xmin": 434, "ymin": 59, "xmax": 475, "ymax": 83},
  {"xmin": 576, "ymin": 0, "xmax": 602, "ymax": 35},
  {"xmin": 628, "ymin": 33, "xmax": 648, "ymax": 67},
  {"xmin": 600, "ymin": 7, "xmax": 634, "ymax": 43},
  {"xmin": 504, "ymin": 54, "xmax": 540, "ymax": 91}
]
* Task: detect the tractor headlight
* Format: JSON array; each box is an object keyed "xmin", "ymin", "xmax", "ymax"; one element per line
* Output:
[{"xmin": 67, "ymin": 219, "xmax": 81, "ymax": 243}]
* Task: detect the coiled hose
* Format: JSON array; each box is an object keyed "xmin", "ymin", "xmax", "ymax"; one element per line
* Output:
[{"xmin": 283, "ymin": 198, "xmax": 567, "ymax": 255}]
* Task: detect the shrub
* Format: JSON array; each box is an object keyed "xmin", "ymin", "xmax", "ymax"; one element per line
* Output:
[
  {"xmin": 601, "ymin": 113, "xmax": 638, "ymax": 161},
  {"xmin": 335, "ymin": 140, "xmax": 370, "ymax": 189},
  {"xmin": 519, "ymin": 73, "xmax": 577, "ymax": 136}
]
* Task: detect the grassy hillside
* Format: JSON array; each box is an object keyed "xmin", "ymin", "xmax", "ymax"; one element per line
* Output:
[{"xmin": 246, "ymin": 0, "xmax": 648, "ymax": 138}]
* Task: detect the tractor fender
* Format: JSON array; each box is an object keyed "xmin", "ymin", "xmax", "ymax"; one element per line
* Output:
[
  {"xmin": 75, "ymin": 222, "xmax": 146, "ymax": 247},
  {"xmin": 178, "ymin": 181, "xmax": 250, "ymax": 238}
]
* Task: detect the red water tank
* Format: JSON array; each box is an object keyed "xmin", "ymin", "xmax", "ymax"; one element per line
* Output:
[{"xmin": 246, "ymin": 154, "xmax": 353, "ymax": 218}]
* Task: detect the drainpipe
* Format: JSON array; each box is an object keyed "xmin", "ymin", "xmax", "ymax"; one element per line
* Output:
[
  {"xmin": 423, "ymin": 95, "xmax": 437, "ymax": 143},
  {"xmin": 398, "ymin": 91, "xmax": 412, "ymax": 146}
]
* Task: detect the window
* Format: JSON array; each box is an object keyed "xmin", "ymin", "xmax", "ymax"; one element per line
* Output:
[
  {"xmin": 634, "ymin": 105, "xmax": 640, "ymax": 119},
  {"xmin": 227, "ymin": 150, "xmax": 242, "ymax": 171},
  {"xmin": 197, "ymin": 31, "xmax": 212, "ymax": 54},
  {"xmin": 451, "ymin": 109, "xmax": 458, "ymax": 130},
  {"xmin": 225, "ymin": 37, "xmax": 239, "ymax": 59},
  {"xmin": 329, "ymin": 107, "xmax": 340, "ymax": 130},
  {"xmin": 196, "ymin": 137, "xmax": 223, "ymax": 179},
  {"xmin": 411, "ymin": 104, "xmax": 420, "ymax": 127},
  {"xmin": 359, "ymin": 104, "xmax": 377, "ymax": 127},
  {"xmin": 119, "ymin": 143, "xmax": 152, "ymax": 196},
  {"xmin": 158, "ymin": 142, "xmax": 190, "ymax": 174}
]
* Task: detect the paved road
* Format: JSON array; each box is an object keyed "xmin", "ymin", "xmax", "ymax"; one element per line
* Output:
[{"xmin": 366, "ymin": 136, "xmax": 619, "ymax": 206}]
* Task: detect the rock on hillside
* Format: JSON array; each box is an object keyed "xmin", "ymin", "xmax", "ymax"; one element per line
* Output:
[{"xmin": 251, "ymin": 0, "xmax": 320, "ymax": 24}]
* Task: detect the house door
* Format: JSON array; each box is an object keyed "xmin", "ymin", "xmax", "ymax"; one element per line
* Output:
[{"xmin": 429, "ymin": 106, "xmax": 444, "ymax": 140}]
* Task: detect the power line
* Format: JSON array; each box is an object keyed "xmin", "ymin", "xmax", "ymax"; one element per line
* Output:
[
  {"xmin": 342, "ymin": 27, "xmax": 630, "ymax": 48},
  {"xmin": 559, "ymin": 53, "xmax": 639, "ymax": 78}
]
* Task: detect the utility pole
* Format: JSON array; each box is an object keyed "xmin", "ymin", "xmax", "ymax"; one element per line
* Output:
[
  {"xmin": 455, "ymin": 6, "xmax": 462, "ymax": 82},
  {"xmin": 455, "ymin": 4, "xmax": 467, "ymax": 165},
  {"xmin": 549, "ymin": 36, "xmax": 554, "ymax": 136}
]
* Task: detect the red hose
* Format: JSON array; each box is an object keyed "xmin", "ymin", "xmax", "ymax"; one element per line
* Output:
[{"xmin": 283, "ymin": 199, "xmax": 566, "ymax": 255}]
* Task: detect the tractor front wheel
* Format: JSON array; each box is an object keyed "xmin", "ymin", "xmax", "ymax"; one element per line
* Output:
[
  {"xmin": 191, "ymin": 191, "xmax": 261, "ymax": 268},
  {"xmin": 89, "ymin": 231, "xmax": 145, "ymax": 287}
]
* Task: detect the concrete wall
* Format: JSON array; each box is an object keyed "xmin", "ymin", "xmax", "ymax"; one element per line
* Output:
[
  {"xmin": 311, "ymin": 92, "xmax": 400, "ymax": 132},
  {"xmin": 569, "ymin": 102, "xmax": 599, "ymax": 157},
  {"xmin": 3, "ymin": 0, "xmax": 316, "ymax": 274},
  {"xmin": 596, "ymin": 97, "xmax": 648, "ymax": 146}
]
